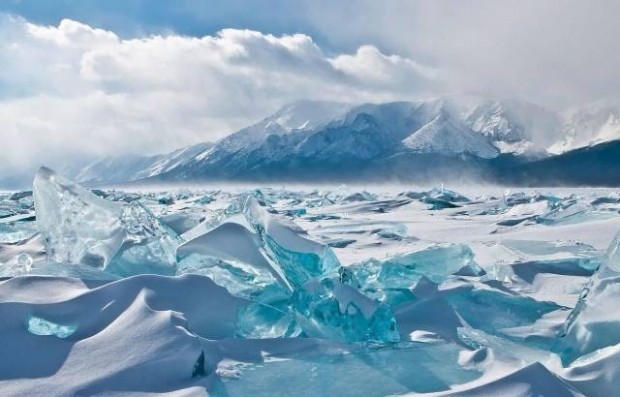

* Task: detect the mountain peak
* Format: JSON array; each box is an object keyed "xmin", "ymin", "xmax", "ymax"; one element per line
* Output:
[
  {"xmin": 549, "ymin": 99, "xmax": 620, "ymax": 154},
  {"xmin": 402, "ymin": 112, "xmax": 500, "ymax": 159},
  {"xmin": 271, "ymin": 100, "xmax": 354, "ymax": 132}
]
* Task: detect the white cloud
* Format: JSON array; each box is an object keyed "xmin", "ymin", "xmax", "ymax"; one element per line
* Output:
[
  {"xmin": 0, "ymin": 16, "xmax": 437, "ymax": 172},
  {"xmin": 330, "ymin": 45, "xmax": 437, "ymax": 88}
]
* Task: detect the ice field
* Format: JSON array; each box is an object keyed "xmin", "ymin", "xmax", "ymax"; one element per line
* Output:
[{"xmin": 2, "ymin": 167, "xmax": 620, "ymax": 396}]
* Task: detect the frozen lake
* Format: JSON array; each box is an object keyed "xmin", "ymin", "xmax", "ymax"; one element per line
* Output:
[{"xmin": 1, "ymin": 169, "xmax": 619, "ymax": 396}]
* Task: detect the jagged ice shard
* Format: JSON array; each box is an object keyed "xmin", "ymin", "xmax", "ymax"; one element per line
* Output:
[
  {"xmin": 292, "ymin": 277, "xmax": 400, "ymax": 343},
  {"xmin": 556, "ymin": 231, "xmax": 620, "ymax": 364},
  {"xmin": 343, "ymin": 244, "xmax": 484, "ymax": 306},
  {"xmin": 177, "ymin": 195, "xmax": 399, "ymax": 343},
  {"xmin": 243, "ymin": 196, "xmax": 340, "ymax": 290},
  {"xmin": 33, "ymin": 167, "xmax": 179, "ymax": 277},
  {"xmin": 242, "ymin": 195, "xmax": 400, "ymax": 343},
  {"xmin": 176, "ymin": 214, "xmax": 283, "ymax": 300}
]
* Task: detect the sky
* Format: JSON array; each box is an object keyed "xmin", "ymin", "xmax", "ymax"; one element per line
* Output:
[{"xmin": 1, "ymin": 0, "xmax": 619, "ymax": 174}]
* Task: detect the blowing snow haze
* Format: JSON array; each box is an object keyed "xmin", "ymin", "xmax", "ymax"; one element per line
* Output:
[{"xmin": 0, "ymin": 0, "xmax": 620, "ymax": 186}]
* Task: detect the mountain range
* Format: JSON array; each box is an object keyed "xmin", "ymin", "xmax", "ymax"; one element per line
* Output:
[{"xmin": 63, "ymin": 95, "xmax": 620, "ymax": 186}]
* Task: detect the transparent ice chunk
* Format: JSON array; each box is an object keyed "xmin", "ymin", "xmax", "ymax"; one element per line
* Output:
[
  {"xmin": 405, "ymin": 187, "xmax": 470, "ymax": 210},
  {"xmin": 33, "ymin": 167, "xmax": 179, "ymax": 277},
  {"xmin": 292, "ymin": 278, "xmax": 400, "ymax": 343},
  {"xmin": 27, "ymin": 315, "xmax": 77, "ymax": 338},
  {"xmin": 427, "ymin": 186, "xmax": 470, "ymax": 203},
  {"xmin": 503, "ymin": 191, "xmax": 531, "ymax": 206},
  {"xmin": 556, "ymin": 232, "xmax": 620, "ymax": 364},
  {"xmin": 176, "ymin": 215, "xmax": 285, "ymax": 299},
  {"xmin": 342, "ymin": 191, "xmax": 377, "ymax": 203},
  {"xmin": 244, "ymin": 197, "xmax": 340, "ymax": 290},
  {"xmin": 159, "ymin": 213, "xmax": 203, "ymax": 235},
  {"xmin": 177, "ymin": 254, "xmax": 281, "ymax": 300},
  {"xmin": 379, "ymin": 243, "xmax": 482, "ymax": 284},
  {"xmin": 375, "ymin": 223, "xmax": 408, "ymax": 240},
  {"xmin": 537, "ymin": 201, "xmax": 594, "ymax": 225},
  {"xmin": 179, "ymin": 199, "xmax": 396, "ymax": 342},
  {"xmin": 445, "ymin": 285, "xmax": 562, "ymax": 340},
  {"xmin": 343, "ymin": 245, "xmax": 483, "ymax": 307},
  {"xmin": 343, "ymin": 259, "xmax": 416, "ymax": 306},
  {"xmin": 236, "ymin": 302, "xmax": 302, "ymax": 339}
]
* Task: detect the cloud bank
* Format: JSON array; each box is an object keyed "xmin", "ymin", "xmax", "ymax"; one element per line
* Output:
[
  {"xmin": 0, "ymin": 16, "xmax": 436, "ymax": 173},
  {"xmin": 305, "ymin": 0, "xmax": 620, "ymax": 109}
]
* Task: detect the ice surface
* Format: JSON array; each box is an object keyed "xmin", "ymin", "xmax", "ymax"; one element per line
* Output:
[
  {"xmin": 4, "ymin": 181, "xmax": 620, "ymax": 395},
  {"xmin": 432, "ymin": 362, "xmax": 584, "ymax": 397},
  {"xmin": 210, "ymin": 341, "xmax": 480, "ymax": 396}
]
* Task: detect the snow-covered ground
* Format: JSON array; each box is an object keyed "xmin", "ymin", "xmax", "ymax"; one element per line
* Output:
[{"xmin": 2, "ymin": 169, "xmax": 620, "ymax": 396}]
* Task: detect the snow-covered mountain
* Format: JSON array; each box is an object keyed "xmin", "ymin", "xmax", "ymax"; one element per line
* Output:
[
  {"xmin": 401, "ymin": 113, "xmax": 500, "ymax": 158},
  {"xmin": 133, "ymin": 143, "xmax": 214, "ymax": 180},
  {"xmin": 64, "ymin": 143, "xmax": 214, "ymax": 185},
  {"xmin": 549, "ymin": 99, "xmax": 620, "ymax": 154},
  {"xmin": 443, "ymin": 95, "xmax": 562, "ymax": 154},
  {"xmin": 64, "ymin": 154, "xmax": 163, "ymax": 185},
  {"xmin": 65, "ymin": 96, "xmax": 620, "ymax": 185},
  {"xmin": 146, "ymin": 97, "xmax": 562, "ymax": 180}
]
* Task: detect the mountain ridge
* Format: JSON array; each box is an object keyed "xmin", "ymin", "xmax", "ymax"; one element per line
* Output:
[{"xmin": 62, "ymin": 96, "xmax": 620, "ymax": 186}]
